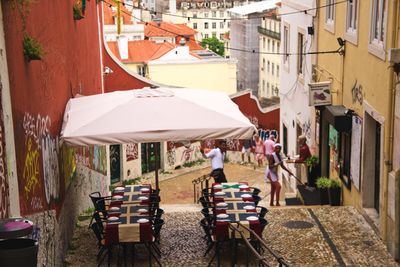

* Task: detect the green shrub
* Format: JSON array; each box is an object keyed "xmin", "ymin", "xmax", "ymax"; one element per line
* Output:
[
  {"xmin": 23, "ymin": 35, "xmax": 44, "ymax": 60},
  {"xmin": 330, "ymin": 179, "xmax": 341, "ymax": 188},
  {"xmin": 316, "ymin": 177, "xmax": 331, "ymax": 189},
  {"xmin": 305, "ymin": 156, "xmax": 319, "ymax": 170},
  {"xmin": 122, "ymin": 177, "xmax": 142, "ymax": 185}
]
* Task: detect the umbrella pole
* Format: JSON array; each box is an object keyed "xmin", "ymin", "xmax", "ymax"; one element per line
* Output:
[{"xmin": 155, "ymin": 142, "xmax": 159, "ymax": 190}]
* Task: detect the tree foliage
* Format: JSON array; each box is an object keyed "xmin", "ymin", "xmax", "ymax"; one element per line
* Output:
[{"xmin": 200, "ymin": 37, "xmax": 225, "ymax": 56}]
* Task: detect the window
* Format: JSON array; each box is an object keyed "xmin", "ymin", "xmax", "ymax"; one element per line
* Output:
[
  {"xmin": 277, "ymin": 65, "xmax": 280, "ymax": 77},
  {"xmin": 267, "ymin": 39, "xmax": 271, "ymax": 51},
  {"xmin": 368, "ymin": 0, "xmax": 387, "ymax": 59},
  {"xmin": 262, "ymin": 80, "xmax": 265, "ymax": 92},
  {"xmin": 277, "ymin": 41, "xmax": 280, "ymax": 53},
  {"xmin": 204, "ymin": 33, "xmax": 209, "ymax": 38},
  {"xmin": 220, "ymin": 33, "xmax": 224, "ymax": 40},
  {"xmin": 326, "ymin": 0, "xmax": 335, "ymax": 25},
  {"xmin": 227, "ymin": 22, "xmax": 231, "ymax": 28},
  {"xmin": 204, "ymin": 22, "xmax": 209, "ymax": 29},
  {"xmin": 204, "ymin": 12, "xmax": 209, "ymax": 18},
  {"xmin": 283, "ymin": 25, "xmax": 289, "ymax": 64},
  {"xmin": 272, "ymin": 40, "xmax": 275, "ymax": 52},
  {"xmin": 212, "ymin": 11, "xmax": 217, "ymax": 18},
  {"xmin": 346, "ymin": 0, "xmax": 358, "ymax": 32},
  {"xmin": 267, "ymin": 61, "xmax": 270, "ymax": 72},
  {"xmin": 193, "ymin": 23, "xmax": 197, "ymax": 29},
  {"xmin": 297, "ymin": 32, "xmax": 304, "ymax": 75},
  {"xmin": 193, "ymin": 12, "xmax": 197, "ymax": 18},
  {"xmin": 212, "ymin": 32, "xmax": 216, "ymax": 38},
  {"xmin": 220, "ymin": 22, "xmax": 224, "ymax": 28},
  {"xmin": 370, "ymin": 0, "xmax": 387, "ymax": 45},
  {"xmin": 137, "ymin": 65, "xmax": 146, "ymax": 77},
  {"xmin": 262, "ymin": 58, "xmax": 265, "ymax": 70},
  {"xmin": 339, "ymin": 132, "xmax": 351, "ymax": 181},
  {"xmin": 283, "ymin": 124, "xmax": 288, "ymax": 155},
  {"xmin": 272, "ymin": 63, "xmax": 275, "ymax": 75},
  {"xmin": 219, "ymin": 11, "xmax": 224, "ymax": 17},
  {"xmin": 212, "ymin": 22, "xmax": 216, "ymax": 29},
  {"xmin": 262, "ymin": 37, "xmax": 266, "ymax": 49},
  {"xmin": 267, "ymin": 82, "xmax": 270, "ymax": 95}
]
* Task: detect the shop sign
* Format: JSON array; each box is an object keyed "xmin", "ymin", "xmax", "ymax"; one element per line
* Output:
[{"xmin": 308, "ymin": 82, "xmax": 332, "ymax": 106}]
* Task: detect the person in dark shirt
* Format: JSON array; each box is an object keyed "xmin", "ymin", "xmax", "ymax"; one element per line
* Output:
[
  {"xmin": 241, "ymin": 137, "xmax": 255, "ymax": 164},
  {"xmin": 295, "ymin": 135, "xmax": 312, "ymax": 163}
]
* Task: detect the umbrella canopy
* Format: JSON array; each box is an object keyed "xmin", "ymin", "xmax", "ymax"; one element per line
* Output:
[{"xmin": 61, "ymin": 87, "xmax": 256, "ymax": 146}]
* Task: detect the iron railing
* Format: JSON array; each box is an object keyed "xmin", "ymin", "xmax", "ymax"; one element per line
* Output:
[
  {"xmin": 192, "ymin": 174, "xmax": 212, "ymax": 203},
  {"xmin": 228, "ymin": 223, "xmax": 292, "ymax": 267},
  {"xmin": 258, "ymin": 26, "xmax": 281, "ymax": 40}
]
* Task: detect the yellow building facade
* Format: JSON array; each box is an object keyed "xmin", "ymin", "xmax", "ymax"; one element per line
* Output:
[
  {"xmin": 316, "ymin": 0, "xmax": 399, "ymax": 259},
  {"xmin": 125, "ymin": 60, "xmax": 237, "ymax": 95}
]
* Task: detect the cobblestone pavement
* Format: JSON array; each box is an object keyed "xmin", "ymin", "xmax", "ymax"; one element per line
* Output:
[
  {"xmin": 65, "ymin": 164, "xmax": 398, "ymax": 266},
  {"xmin": 65, "ymin": 206, "xmax": 399, "ymax": 267}
]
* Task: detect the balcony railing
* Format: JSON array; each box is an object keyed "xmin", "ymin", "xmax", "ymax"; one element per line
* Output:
[{"xmin": 258, "ymin": 26, "xmax": 281, "ymax": 40}]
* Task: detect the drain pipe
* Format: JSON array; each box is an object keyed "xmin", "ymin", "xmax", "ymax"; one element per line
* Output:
[{"xmin": 385, "ymin": 0, "xmax": 399, "ymax": 245}]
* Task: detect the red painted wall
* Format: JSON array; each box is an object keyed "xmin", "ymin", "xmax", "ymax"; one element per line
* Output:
[
  {"xmin": 102, "ymin": 46, "xmax": 153, "ymax": 92},
  {"xmin": 2, "ymin": 0, "xmax": 103, "ymax": 215},
  {"xmin": 231, "ymin": 92, "xmax": 280, "ymax": 131}
]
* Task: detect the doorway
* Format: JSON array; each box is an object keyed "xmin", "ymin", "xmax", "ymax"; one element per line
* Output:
[
  {"xmin": 110, "ymin": 144, "xmax": 121, "ymax": 184},
  {"xmin": 362, "ymin": 111, "xmax": 383, "ymax": 215},
  {"xmin": 141, "ymin": 142, "xmax": 161, "ymax": 174}
]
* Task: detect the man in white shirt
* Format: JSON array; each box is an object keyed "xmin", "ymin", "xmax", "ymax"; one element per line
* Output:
[{"xmin": 200, "ymin": 140, "xmax": 227, "ymax": 183}]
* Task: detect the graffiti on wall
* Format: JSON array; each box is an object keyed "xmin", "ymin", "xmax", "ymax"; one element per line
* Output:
[
  {"xmin": 23, "ymin": 137, "xmax": 41, "ymax": 200},
  {"xmin": 126, "ymin": 143, "xmax": 138, "ymax": 161},
  {"xmin": 41, "ymin": 135, "xmax": 60, "ymax": 204},
  {"xmin": 302, "ymin": 119, "xmax": 312, "ymax": 141},
  {"xmin": 22, "ymin": 113, "xmax": 51, "ymax": 149},
  {"xmin": 351, "ymin": 80, "xmax": 363, "ymax": 105},
  {"xmin": 246, "ymin": 115, "xmax": 259, "ymax": 129},
  {"xmin": 225, "ymin": 139, "xmax": 241, "ymax": 151},
  {"xmin": 60, "ymin": 145, "xmax": 76, "ymax": 190},
  {"xmin": 166, "ymin": 142, "xmax": 176, "ymax": 166},
  {"xmin": 75, "ymin": 146, "xmax": 107, "ymax": 175},
  {"xmin": 0, "ymin": 109, "xmax": 9, "ymax": 218},
  {"xmin": 92, "ymin": 146, "xmax": 107, "ymax": 174}
]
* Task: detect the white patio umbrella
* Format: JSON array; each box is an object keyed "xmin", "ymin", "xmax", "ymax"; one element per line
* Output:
[{"xmin": 60, "ymin": 87, "xmax": 257, "ymax": 188}]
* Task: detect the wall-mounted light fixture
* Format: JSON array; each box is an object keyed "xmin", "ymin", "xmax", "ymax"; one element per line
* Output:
[
  {"xmin": 103, "ymin": 66, "xmax": 113, "ymax": 75},
  {"xmin": 337, "ymin": 37, "xmax": 346, "ymax": 56}
]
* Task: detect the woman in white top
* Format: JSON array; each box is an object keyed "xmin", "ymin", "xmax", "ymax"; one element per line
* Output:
[
  {"xmin": 200, "ymin": 140, "xmax": 227, "ymax": 183},
  {"xmin": 265, "ymin": 143, "xmax": 293, "ymax": 206}
]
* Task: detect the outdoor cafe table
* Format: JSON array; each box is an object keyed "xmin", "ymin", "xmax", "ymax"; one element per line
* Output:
[
  {"xmin": 104, "ymin": 213, "xmax": 152, "ymax": 244},
  {"xmin": 112, "ymin": 184, "xmax": 151, "ymax": 196},
  {"xmin": 214, "ymin": 201, "xmax": 256, "ymax": 213},
  {"xmin": 214, "ymin": 212, "xmax": 261, "ymax": 239},
  {"xmin": 213, "ymin": 191, "xmax": 255, "ymax": 202},
  {"xmin": 111, "ymin": 185, "xmax": 151, "ymax": 206},
  {"xmin": 212, "ymin": 182, "xmax": 252, "ymax": 192}
]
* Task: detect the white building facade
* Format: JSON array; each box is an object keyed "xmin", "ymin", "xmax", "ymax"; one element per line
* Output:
[
  {"xmin": 280, "ymin": 0, "xmax": 317, "ymax": 191},
  {"xmin": 258, "ymin": 8, "xmax": 281, "ymax": 99},
  {"xmin": 162, "ymin": 0, "xmax": 251, "ymax": 42}
]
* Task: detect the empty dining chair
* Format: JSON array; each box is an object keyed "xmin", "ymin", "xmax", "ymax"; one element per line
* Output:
[
  {"xmin": 251, "ymin": 187, "xmax": 261, "ymax": 196},
  {"xmin": 253, "ymin": 195, "xmax": 262, "ymax": 206},
  {"xmin": 90, "ymin": 221, "xmax": 114, "ymax": 267},
  {"xmin": 256, "ymin": 206, "xmax": 269, "ymax": 219},
  {"xmin": 199, "ymin": 196, "xmax": 214, "ymax": 209}
]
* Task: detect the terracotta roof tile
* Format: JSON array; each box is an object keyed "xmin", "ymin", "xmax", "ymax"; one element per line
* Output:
[{"xmin": 107, "ymin": 40, "xmax": 175, "ymax": 63}]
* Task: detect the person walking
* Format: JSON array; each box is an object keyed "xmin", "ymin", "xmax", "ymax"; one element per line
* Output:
[
  {"xmin": 265, "ymin": 143, "xmax": 293, "ymax": 206},
  {"xmin": 200, "ymin": 140, "xmax": 227, "ymax": 183},
  {"xmin": 264, "ymin": 135, "xmax": 276, "ymax": 158},
  {"xmin": 241, "ymin": 138, "xmax": 255, "ymax": 164},
  {"xmin": 254, "ymin": 134, "xmax": 265, "ymax": 167}
]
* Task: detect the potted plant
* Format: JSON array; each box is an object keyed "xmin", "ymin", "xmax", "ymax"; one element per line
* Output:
[
  {"xmin": 73, "ymin": 2, "xmax": 84, "ymax": 20},
  {"xmin": 316, "ymin": 177, "xmax": 330, "ymax": 205},
  {"xmin": 305, "ymin": 156, "xmax": 319, "ymax": 187},
  {"xmin": 328, "ymin": 179, "xmax": 341, "ymax": 206},
  {"xmin": 23, "ymin": 35, "xmax": 44, "ymax": 61}
]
